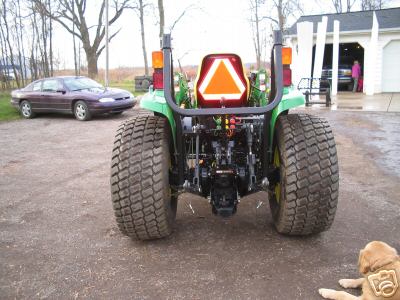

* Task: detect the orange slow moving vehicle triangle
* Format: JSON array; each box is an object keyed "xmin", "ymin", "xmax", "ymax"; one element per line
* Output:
[{"xmin": 203, "ymin": 60, "xmax": 241, "ymax": 94}]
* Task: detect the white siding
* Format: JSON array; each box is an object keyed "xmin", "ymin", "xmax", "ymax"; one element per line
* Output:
[{"xmin": 289, "ymin": 30, "xmax": 400, "ymax": 94}]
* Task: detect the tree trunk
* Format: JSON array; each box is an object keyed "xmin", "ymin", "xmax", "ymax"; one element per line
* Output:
[
  {"xmin": 32, "ymin": 7, "xmax": 46, "ymax": 78},
  {"xmin": 48, "ymin": 0, "xmax": 53, "ymax": 76},
  {"xmin": 1, "ymin": 1, "xmax": 20, "ymax": 87},
  {"xmin": 0, "ymin": 25, "xmax": 11, "ymax": 89},
  {"xmin": 139, "ymin": 0, "xmax": 149, "ymax": 76},
  {"xmin": 17, "ymin": 0, "xmax": 28, "ymax": 82},
  {"xmin": 72, "ymin": 0, "xmax": 78, "ymax": 75},
  {"xmin": 14, "ymin": 1, "xmax": 25, "ymax": 86},
  {"xmin": 87, "ymin": 51, "xmax": 98, "ymax": 79}
]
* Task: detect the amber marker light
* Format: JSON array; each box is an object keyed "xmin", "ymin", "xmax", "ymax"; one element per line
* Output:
[
  {"xmin": 152, "ymin": 51, "xmax": 163, "ymax": 68},
  {"xmin": 282, "ymin": 47, "xmax": 292, "ymax": 65}
]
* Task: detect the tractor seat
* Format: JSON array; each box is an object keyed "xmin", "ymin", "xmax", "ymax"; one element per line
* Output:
[{"xmin": 195, "ymin": 54, "xmax": 249, "ymax": 108}]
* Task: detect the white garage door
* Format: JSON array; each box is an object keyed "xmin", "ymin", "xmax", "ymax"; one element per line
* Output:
[{"xmin": 382, "ymin": 40, "xmax": 400, "ymax": 92}]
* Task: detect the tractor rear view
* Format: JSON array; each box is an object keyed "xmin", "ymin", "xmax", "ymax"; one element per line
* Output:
[{"xmin": 110, "ymin": 31, "xmax": 339, "ymax": 240}]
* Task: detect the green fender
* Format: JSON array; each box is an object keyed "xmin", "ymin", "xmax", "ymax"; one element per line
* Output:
[
  {"xmin": 140, "ymin": 89, "xmax": 176, "ymax": 145},
  {"xmin": 269, "ymin": 87, "xmax": 305, "ymax": 144}
]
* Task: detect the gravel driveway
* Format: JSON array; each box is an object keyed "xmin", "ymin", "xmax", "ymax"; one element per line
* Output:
[{"xmin": 1, "ymin": 108, "xmax": 399, "ymax": 299}]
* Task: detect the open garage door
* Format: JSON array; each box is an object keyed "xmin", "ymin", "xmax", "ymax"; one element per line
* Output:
[
  {"xmin": 313, "ymin": 43, "xmax": 364, "ymax": 91},
  {"xmin": 382, "ymin": 40, "xmax": 400, "ymax": 92}
]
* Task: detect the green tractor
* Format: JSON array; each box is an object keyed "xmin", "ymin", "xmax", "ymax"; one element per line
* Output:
[{"xmin": 110, "ymin": 31, "xmax": 339, "ymax": 240}]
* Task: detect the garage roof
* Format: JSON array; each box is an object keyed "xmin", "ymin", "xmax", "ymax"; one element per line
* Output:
[{"xmin": 287, "ymin": 7, "xmax": 400, "ymax": 36}]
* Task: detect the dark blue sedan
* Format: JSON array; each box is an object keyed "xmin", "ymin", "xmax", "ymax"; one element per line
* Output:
[{"xmin": 11, "ymin": 76, "xmax": 136, "ymax": 121}]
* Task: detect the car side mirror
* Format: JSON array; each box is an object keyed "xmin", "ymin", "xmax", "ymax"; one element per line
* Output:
[{"xmin": 57, "ymin": 89, "xmax": 66, "ymax": 94}]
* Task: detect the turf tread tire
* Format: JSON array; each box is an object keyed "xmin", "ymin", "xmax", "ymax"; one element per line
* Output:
[
  {"xmin": 110, "ymin": 115, "xmax": 176, "ymax": 240},
  {"xmin": 270, "ymin": 114, "xmax": 339, "ymax": 235}
]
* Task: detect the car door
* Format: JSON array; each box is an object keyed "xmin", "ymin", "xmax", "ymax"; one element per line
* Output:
[
  {"xmin": 41, "ymin": 79, "xmax": 68, "ymax": 111},
  {"xmin": 28, "ymin": 80, "xmax": 43, "ymax": 109}
]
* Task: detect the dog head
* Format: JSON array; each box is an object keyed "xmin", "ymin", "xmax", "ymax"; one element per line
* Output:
[{"xmin": 358, "ymin": 241, "xmax": 399, "ymax": 275}]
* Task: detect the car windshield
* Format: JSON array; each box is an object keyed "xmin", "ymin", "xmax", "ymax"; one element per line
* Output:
[
  {"xmin": 323, "ymin": 56, "xmax": 354, "ymax": 69},
  {"xmin": 64, "ymin": 77, "xmax": 103, "ymax": 91}
]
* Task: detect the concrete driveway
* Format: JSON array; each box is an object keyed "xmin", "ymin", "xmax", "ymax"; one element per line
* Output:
[
  {"xmin": 1, "ymin": 108, "xmax": 399, "ymax": 299},
  {"xmin": 306, "ymin": 92, "xmax": 400, "ymax": 112}
]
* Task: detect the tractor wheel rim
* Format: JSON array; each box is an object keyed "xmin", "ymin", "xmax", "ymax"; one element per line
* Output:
[
  {"xmin": 21, "ymin": 103, "xmax": 31, "ymax": 117},
  {"xmin": 76, "ymin": 104, "xmax": 86, "ymax": 119},
  {"xmin": 273, "ymin": 146, "xmax": 281, "ymax": 203}
]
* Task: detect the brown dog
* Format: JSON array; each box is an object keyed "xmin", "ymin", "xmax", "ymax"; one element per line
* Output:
[{"xmin": 319, "ymin": 241, "xmax": 400, "ymax": 300}]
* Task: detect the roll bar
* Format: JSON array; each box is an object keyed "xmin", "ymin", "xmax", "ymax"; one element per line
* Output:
[{"xmin": 162, "ymin": 30, "xmax": 284, "ymax": 116}]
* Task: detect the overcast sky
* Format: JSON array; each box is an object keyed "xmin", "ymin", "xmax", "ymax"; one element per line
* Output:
[{"xmin": 51, "ymin": 0, "xmax": 400, "ymax": 69}]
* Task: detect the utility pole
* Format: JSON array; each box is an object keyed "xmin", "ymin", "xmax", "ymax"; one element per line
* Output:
[
  {"xmin": 72, "ymin": 1, "xmax": 78, "ymax": 76},
  {"xmin": 78, "ymin": 41, "xmax": 81, "ymax": 75},
  {"xmin": 105, "ymin": 0, "xmax": 109, "ymax": 87}
]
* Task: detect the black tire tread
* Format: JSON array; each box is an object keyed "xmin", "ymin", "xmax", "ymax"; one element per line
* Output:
[
  {"xmin": 110, "ymin": 115, "xmax": 175, "ymax": 240},
  {"xmin": 272, "ymin": 113, "xmax": 339, "ymax": 235}
]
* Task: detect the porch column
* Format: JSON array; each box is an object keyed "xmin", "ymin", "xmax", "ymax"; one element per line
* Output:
[
  {"xmin": 332, "ymin": 20, "xmax": 340, "ymax": 96},
  {"xmin": 296, "ymin": 21, "xmax": 314, "ymax": 85},
  {"xmin": 313, "ymin": 16, "xmax": 328, "ymax": 83},
  {"xmin": 365, "ymin": 12, "xmax": 379, "ymax": 95}
]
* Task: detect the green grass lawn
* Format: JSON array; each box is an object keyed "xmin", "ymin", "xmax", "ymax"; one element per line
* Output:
[
  {"xmin": 108, "ymin": 81, "xmax": 145, "ymax": 97},
  {"xmin": 109, "ymin": 81, "xmax": 134, "ymax": 93},
  {"xmin": 0, "ymin": 92, "xmax": 20, "ymax": 122}
]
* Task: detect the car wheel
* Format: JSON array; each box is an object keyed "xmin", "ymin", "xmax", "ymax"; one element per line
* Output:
[
  {"xmin": 74, "ymin": 101, "xmax": 91, "ymax": 121},
  {"xmin": 20, "ymin": 100, "xmax": 35, "ymax": 119}
]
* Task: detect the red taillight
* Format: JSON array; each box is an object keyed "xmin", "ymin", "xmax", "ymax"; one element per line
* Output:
[
  {"xmin": 153, "ymin": 68, "xmax": 163, "ymax": 90},
  {"xmin": 283, "ymin": 67, "xmax": 292, "ymax": 87}
]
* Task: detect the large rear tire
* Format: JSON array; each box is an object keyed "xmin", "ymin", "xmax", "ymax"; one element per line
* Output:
[
  {"xmin": 110, "ymin": 115, "xmax": 177, "ymax": 240},
  {"xmin": 269, "ymin": 114, "xmax": 339, "ymax": 235}
]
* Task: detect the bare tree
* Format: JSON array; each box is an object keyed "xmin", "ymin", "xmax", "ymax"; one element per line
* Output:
[
  {"xmin": 261, "ymin": 0, "xmax": 303, "ymax": 32},
  {"xmin": 14, "ymin": 0, "xmax": 27, "ymax": 85},
  {"xmin": 35, "ymin": 0, "xmax": 129, "ymax": 78},
  {"xmin": 168, "ymin": 4, "xmax": 196, "ymax": 35},
  {"xmin": 29, "ymin": 0, "xmax": 55, "ymax": 79},
  {"xmin": 30, "ymin": 3, "xmax": 44, "ymax": 79},
  {"xmin": 0, "ymin": 0, "xmax": 20, "ymax": 87},
  {"xmin": 331, "ymin": 0, "xmax": 343, "ymax": 12},
  {"xmin": 128, "ymin": 0, "xmax": 151, "ymax": 76},
  {"xmin": 0, "ymin": 2, "xmax": 11, "ymax": 89},
  {"xmin": 48, "ymin": 0, "xmax": 54, "ymax": 76},
  {"xmin": 249, "ymin": 0, "xmax": 264, "ymax": 69},
  {"xmin": 361, "ymin": 0, "xmax": 387, "ymax": 10},
  {"xmin": 138, "ymin": 0, "xmax": 149, "ymax": 76},
  {"xmin": 329, "ymin": 0, "xmax": 391, "ymax": 13},
  {"xmin": 71, "ymin": 0, "xmax": 78, "ymax": 75},
  {"xmin": 331, "ymin": 0, "xmax": 357, "ymax": 12}
]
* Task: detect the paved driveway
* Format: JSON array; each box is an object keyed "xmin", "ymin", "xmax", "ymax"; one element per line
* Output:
[{"xmin": 1, "ymin": 109, "xmax": 399, "ymax": 299}]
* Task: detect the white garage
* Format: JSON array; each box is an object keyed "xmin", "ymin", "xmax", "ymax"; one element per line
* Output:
[
  {"xmin": 382, "ymin": 40, "xmax": 400, "ymax": 92},
  {"xmin": 287, "ymin": 8, "xmax": 400, "ymax": 94}
]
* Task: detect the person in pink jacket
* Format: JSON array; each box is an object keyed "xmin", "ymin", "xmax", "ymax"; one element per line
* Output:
[{"xmin": 352, "ymin": 60, "xmax": 361, "ymax": 92}]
